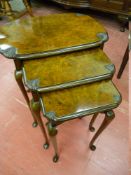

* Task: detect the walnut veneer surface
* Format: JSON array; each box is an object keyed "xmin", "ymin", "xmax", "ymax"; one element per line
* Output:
[
  {"xmin": 0, "ymin": 13, "xmax": 106, "ymax": 55},
  {"xmin": 23, "ymin": 48, "xmax": 114, "ymax": 89},
  {"xmin": 41, "ymin": 80, "xmax": 121, "ymax": 119}
]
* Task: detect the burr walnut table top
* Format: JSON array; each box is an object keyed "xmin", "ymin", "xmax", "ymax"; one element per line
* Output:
[
  {"xmin": 23, "ymin": 48, "xmax": 114, "ymax": 92},
  {"xmin": 0, "ymin": 13, "xmax": 107, "ymax": 60},
  {"xmin": 40, "ymin": 80, "xmax": 121, "ymax": 121}
]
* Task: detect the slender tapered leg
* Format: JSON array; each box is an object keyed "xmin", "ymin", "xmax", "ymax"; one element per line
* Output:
[
  {"xmin": 47, "ymin": 122, "xmax": 59, "ymax": 162},
  {"xmin": 30, "ymin": 99, "xmax": 49, "ymax": 149},
  {"xmin": 15, "ymin": 70, "xmax": 38, "ymax": 127},
  {"xmin": 117, "ymin": 45, "xmax": 129, "ymax": 79},
  {"xmin": 89, "ymin": 113, "xmax": 99, "ymax": 132},
  {"xmin": 89, "ymin": 110, "xmax": 115, "ymax": 151},
  {"xmin": 23, "ymin": 0, "xmax": 33, "ymax": 16}
]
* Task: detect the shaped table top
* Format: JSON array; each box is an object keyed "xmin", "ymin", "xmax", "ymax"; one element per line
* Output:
[
  {"xmin": 40, "ymin": 80, "xmax": 121, "ymax": 122},
  {"xmin": 0, "ymin": 13, "xmax": 107, "ymax": 60},
  {"xmin": 23, "ymin": 48, "xmax": 114, "ymax": 92}
]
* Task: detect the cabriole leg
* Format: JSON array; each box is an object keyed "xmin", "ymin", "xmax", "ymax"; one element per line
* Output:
[
  {"xmin": 30, "ymin": 99, "xmax": 49, "ymax": 149},
  {"xmin": 47, "ymin": 122, "xmax": 59, "ymax": 162},
  {"xmin": 89, "ymin": 113, "xmax": 99, "ymax": 132},
  {"xmin": 89, "ymin": 110, "xmax": 115, "ymax": 151},
  {"xmin": 14, "ymin": 70, "xmax": 38, "ymax": 127}
]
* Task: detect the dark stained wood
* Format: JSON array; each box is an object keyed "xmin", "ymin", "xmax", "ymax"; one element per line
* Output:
[
  {"xmin": 51, "ymin": 0, "xmax": 131, "ymax": 31},
  {"xmin": 117, "ymin": 44, "xmax": 129, "ymax": 78},
  {"xmin": 51, "ymin": 0, "xmax": 130, "ymax": 14}
]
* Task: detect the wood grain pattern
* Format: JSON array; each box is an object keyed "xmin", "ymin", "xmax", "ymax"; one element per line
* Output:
[
  {"xmin": 0, "ymin": 13, "xmax": 106, "ymax": 55},
  {"xmin": 41, "ymin": 80, "xmax": 121, "ymax": 118},
  {"xmin": 23, "ymin": 48, "xmax": 113, "ymax": 89}
]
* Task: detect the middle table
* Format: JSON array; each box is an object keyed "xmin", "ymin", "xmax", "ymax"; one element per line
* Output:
[{"xmin": 23, "ymin": 48, "xmax": 115, "ymax": 92}]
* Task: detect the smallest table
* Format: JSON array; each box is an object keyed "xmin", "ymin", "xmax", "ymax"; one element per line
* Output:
[{"xmin": 36, "ymin": 80, "xmax": 121, "ymax": 162}]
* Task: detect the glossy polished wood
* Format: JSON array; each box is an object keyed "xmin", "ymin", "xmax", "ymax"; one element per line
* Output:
[
  {"xmin": 52, "ymin": 0, "xmax": 131, "ymax": 15},
  {"xmin": 40, "ymin": 80, "xmax": 121, "ymax": 120},
  {"xmin": 53, "ymin": 0, "xmax": 121, "ymax": 9},
  {"xmin": 23, "ymin": 48, "xmax": 114, "ymax": 91},
  {"xmin": 0, "ymin": 13, "xmax": 106, "ymax": 56},
  {"xmin": 51, "ymin": 0, "xmax": 130, "ymax": 31}
]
